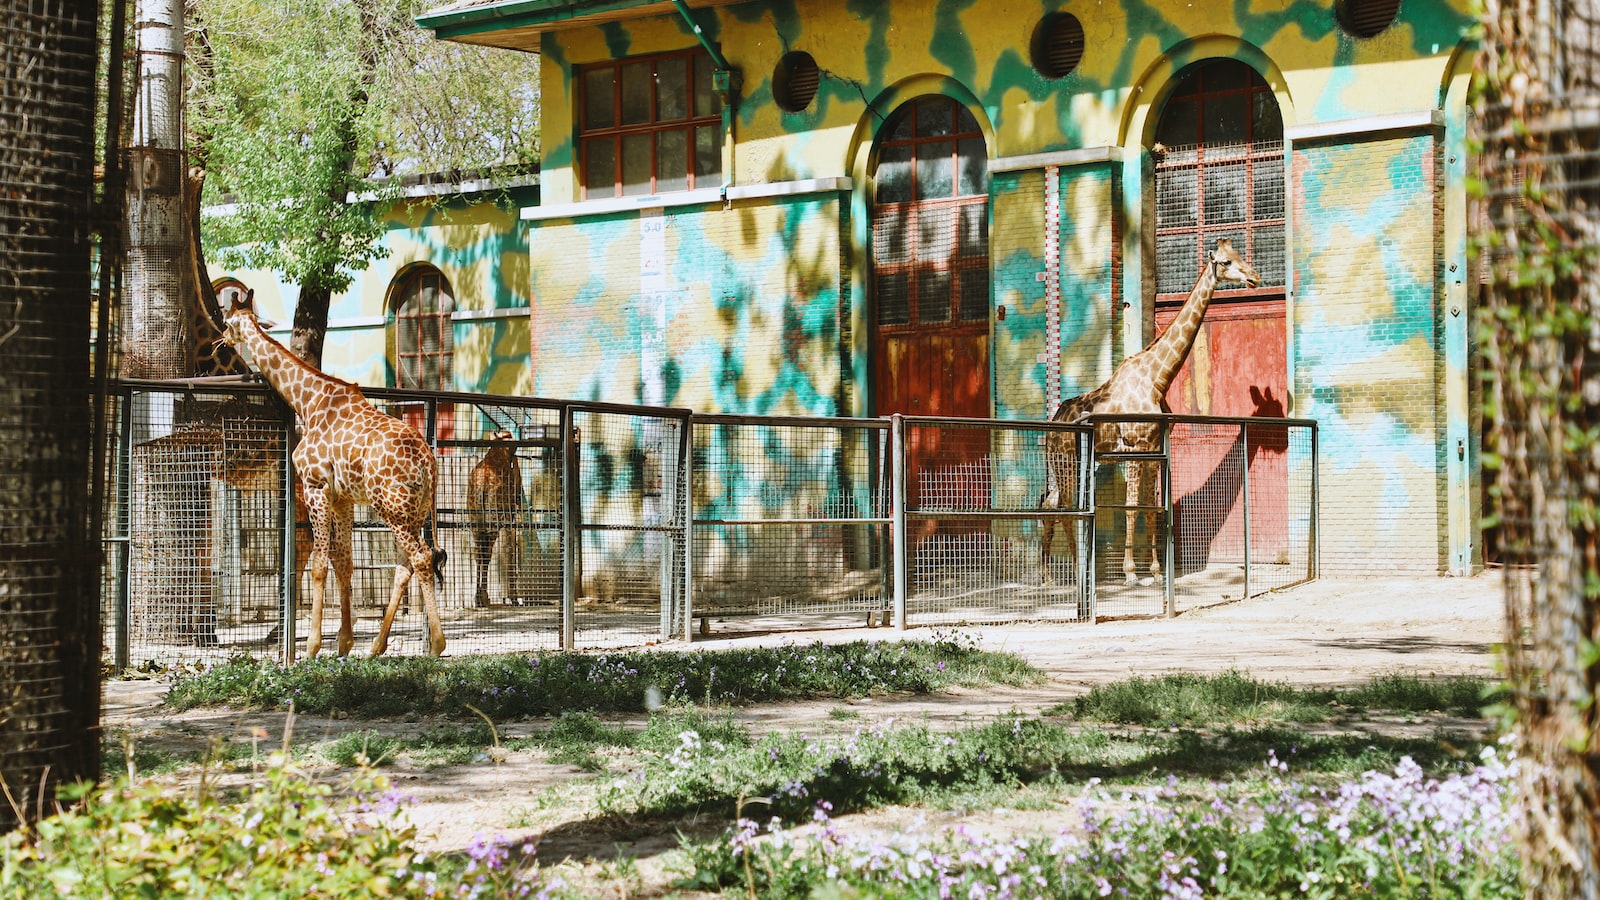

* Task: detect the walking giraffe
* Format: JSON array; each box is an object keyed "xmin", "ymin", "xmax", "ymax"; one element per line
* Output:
[
  {"xmin": 221, "ymin": 289, "xmax": 447, "ymax": 657},
  {"xmin": 1041, "ymin": 238, "xmax": 1261, "ymax": 584},
  {"xmin": 469, "ymin": 431, "xmax": 524, "ymax": 608}
]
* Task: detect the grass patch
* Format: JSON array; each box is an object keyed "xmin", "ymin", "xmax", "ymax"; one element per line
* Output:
[
  {"xmin": 164, "ymin": 634, "xmax": 1039, "ymax": 720},
  {"xmin": 1049, "ymin": 669, "xmax": 1493, "ymax": 726}
]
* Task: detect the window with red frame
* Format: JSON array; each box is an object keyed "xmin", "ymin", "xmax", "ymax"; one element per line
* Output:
[
  {"xmin": 1152, "ymin": 59, "xmax": 1285, "ymax": 302},
  {"xmin": 393, "ymin": 268, "xmax": 454, "ymax": 391},
  {"xmin": 579, "ymin": 49, "xmax": 723, "ymax": 199}
]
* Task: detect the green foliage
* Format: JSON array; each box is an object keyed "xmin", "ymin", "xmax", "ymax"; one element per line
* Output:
[
  {"xmin": 163, "ymin": 636, "xmax": 1042, "ymax": 719},
  {"xmin": 1051, "ymin": 669, "xmax": 1492, "ymax": 726},
  {"xmin": 0, "ymin": 756, "xmax": 435, "ymax": 898},
  {"xmin": 188, "ymin": 0, "xmax": 541, "ymax": 293}
]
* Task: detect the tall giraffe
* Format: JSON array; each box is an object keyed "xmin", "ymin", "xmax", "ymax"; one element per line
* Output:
[
  {"xmin": 1041, "ymin": 238, "xmax": 1261, "ymax": 584},
  {"xmin": 221, "ymin": 289, "xmax": 447, "ymax": 658},
  {"xmin": 468, "ymin": 431, "xmax": 524, "ymax": 608}
]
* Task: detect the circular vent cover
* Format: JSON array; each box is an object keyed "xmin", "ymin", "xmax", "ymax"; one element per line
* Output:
[
  {"xmin": 1338, "ymin": 0, "xmax": 1401, "ymax": 38},
  {"xmin": 1031, "ymin": 13, "xmax": 1085, "ymax": 79},
  {"xmin": 774, "ymin": 51, "xmax": 821, "ymax": 113}
]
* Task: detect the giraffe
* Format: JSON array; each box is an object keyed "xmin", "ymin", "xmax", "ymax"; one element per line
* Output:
[
  {"xmin": 221, "ymin": 289, "xmax": 447, "ymax": 658},
  {"xmin": 468, "ymin": 431, "xmax": 524, "ymax": 608},
  {"xmin": 1041, "ymin": 238, "xmax": 1261, "ymax": 585}
]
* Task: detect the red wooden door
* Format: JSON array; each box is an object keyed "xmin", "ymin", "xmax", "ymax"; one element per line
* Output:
[
  {"xmin": 1157, "ymin": 297, "xmax": 1288, "ymax": 570},
  {"xmin": 869, "ymin": 97, "xmax": 990, "ymax": 520}
]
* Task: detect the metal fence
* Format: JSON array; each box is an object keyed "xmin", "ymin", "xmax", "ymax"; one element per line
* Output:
[
  {"xmin": 101, "ymin": 381, "xmax": 1315, "ymax": 667},
  {"xmin": 1084, "ymin": 413, "xmax": 1318, "ymax": 618}
]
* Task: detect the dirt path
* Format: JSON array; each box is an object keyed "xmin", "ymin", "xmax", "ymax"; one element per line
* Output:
[{"xmin": 102, "ymin": 571, "xmax": 1506, "ymax": 865}]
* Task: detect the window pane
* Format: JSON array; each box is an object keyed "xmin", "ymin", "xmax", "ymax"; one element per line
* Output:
[
  {"xmin": 657, "ymin": 56, "xmax": 687, "ymax": 120},
  {"xmin": 583, "ymin": 67, "xmax": 615, "ymax": 130},
  {"xmin": 876, "ymin": 144, "xmax": 912, "ymax": 203},
  {"xmin": 958, "ymin": 269, "xmax": 989, "ymax": 322},
  {"xmin": 1156, "ymin": 99, "xmax": 1198, "ymax": 147},
  {"xmin": 915, "ymin": 141, "xmax": 954, "ymax": 201},
  {"xmin": 877, "ymin": 272, "xmax": 910, "ymax": 325},
  {"xmin": 917, "ymin": 206, "xmax": 954, "ymax": 261},
  {"xmin": 914, "ymin": 96, "xmax": 951, "ymax": 136},
  {"xmin": 954, "ymin": 104, "xmax": 981, "ymax": 135},
  {"xmin": 622, "ymin": 133, "xmax": 653, "ymax": 196},
  {"xmin": 585, "ymin": 139, "xmax": 616, "ymax": 196},
  {"xmin": 956, "ymin": 137, "xmax": 986, "ymax": 196},
  {"xmin": 1251, "ymin": 225, "xmax": 1286, "ymax": 287},
  {"xmin": 874, "ymin": 210, "xmax": 911, "ymax": 264},
  {"xmin": 958, "ymin": 203, "xmax": 988, "ymax": 258},
  {"xmin": 1253, "ymin": 154, "xmax": 1284, "ymax": 220},
  {"xmin": 887, "ymin": 110, "xmax": 913, "ymax": 141},
  {"xmin": 621, "ymin": 61, "xmax": 652, "ymax": 125},
  {"xmin": 1156, "ymin": 232, "xmax": 1199, "ymax": 294},
  {"xmin": 1156, "ymin": 165, "xmax": 1198, "ymax": 229},
  {"xmin": 916, "ymin": 269, "xmax": 951, "ymax": 323},
  {"xmin": 656, "ymin": 129, "xmax": 688, "ymax": 193},
  {"xmin": 695, "ymin": 125, "xmax": 721, "ymax": 183},
  {"xmin": 1252, "ymin": 91, "xmax": 1283, "ymax": 140},
  {"xmin": 1205, "ymin": 93, "xmax": 1249, "ymax": 144},
  {"xmin": 1202, "ymin": 162, "xmax": 1247, "ymax": 224},
  {"xmin": 694, "ymin": 55, "xmax": 720, "ymax": 117}
]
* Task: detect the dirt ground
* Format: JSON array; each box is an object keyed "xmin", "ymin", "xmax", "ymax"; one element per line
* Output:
[{"xmin": 102, "ymin": 570, "xmax": 1507, "ymax": 883}]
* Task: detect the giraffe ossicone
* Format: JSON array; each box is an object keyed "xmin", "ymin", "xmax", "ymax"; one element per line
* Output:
[
  {"xmin": 1041, "ymin": 238, "xmax": 1262, "ymax": 586},
  {"xmin": 222, "ymin": 289, "xmax": 447, "ymax": 659}
]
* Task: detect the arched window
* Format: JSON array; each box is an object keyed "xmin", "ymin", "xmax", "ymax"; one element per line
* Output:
[
  {"xmin": 213, "ymin": 277, "xmax": 249, "ymax": 307},
  {"xmin": 1153, "ymin": 59, "xmax": 1285, "ymax": 299},
  {"xmin": 392, "ymin": 267, "xmax": 455, "ymax": 391}
]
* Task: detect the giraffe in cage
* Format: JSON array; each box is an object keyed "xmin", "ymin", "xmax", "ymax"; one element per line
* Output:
[
  {"xmin": 222, "ymin": 290, "xmax": 447, "ymax": 658},
  {"xmin": 1040, "ymin": 238, "xmax": 1261, "ymax": 585}
]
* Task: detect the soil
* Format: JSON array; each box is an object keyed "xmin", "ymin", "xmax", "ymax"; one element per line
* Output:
[{"xmin": 102, "ymin": 571, "xmax": 1507, "ymax": 892}]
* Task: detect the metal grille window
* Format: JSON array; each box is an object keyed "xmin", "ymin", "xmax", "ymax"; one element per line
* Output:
[
  {"xmin": 579, "ymin": 49, "xmax": 723, "ymax": 199},
  {"xmin": 394, "ymin": 268, "xmax": 455, "ymax": 391},
  {"xmin": 1153, "ymin": 60, "xmax": 1285, "ymax": 299},
  {"xmin": 872, "ymin": 96, "xmax": 990, "ymax": 330}
]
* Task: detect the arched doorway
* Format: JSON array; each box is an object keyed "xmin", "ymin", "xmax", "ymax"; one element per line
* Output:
[
  {"xmin": 869, "ymin": 94, "xmax": 990, "ymax": 420},
  {"xmin": 1149, "ymin": 58, "xmax": 1289, "ymax": 570},
  {"xmin": 389, "ymin": 265, "xmax": 456, "ymax": 438},
  {"xmin": 1150, "ymin": 58, "xmax": 1286, "ymax": 418}
]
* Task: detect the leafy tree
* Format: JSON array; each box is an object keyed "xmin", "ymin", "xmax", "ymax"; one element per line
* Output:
[{"xmin": 187, "ymin": 0, "xmax": 539, "ymax": 365}]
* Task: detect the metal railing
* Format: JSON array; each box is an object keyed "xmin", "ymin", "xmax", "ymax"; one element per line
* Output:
[{"xmin": 100, "ymin": 380, "xmax": 1315, "ymax": 667}]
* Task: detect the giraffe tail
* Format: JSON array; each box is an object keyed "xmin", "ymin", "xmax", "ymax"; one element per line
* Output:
[{"xmin": 431, "ymin": 545, "xmax": 447, "ymax": 588}]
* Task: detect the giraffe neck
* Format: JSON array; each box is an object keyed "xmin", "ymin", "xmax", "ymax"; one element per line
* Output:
[
  {"xmin": 191, "ymin": 300, "xmax": 252, "ymax": 377},
  {"xmin": 234, "ymin": 316, "xmax": 340, "ymax": 417},
  {"xmin": 1144, "ymin": 261, "xmax": 1220, "ymax": 396}
]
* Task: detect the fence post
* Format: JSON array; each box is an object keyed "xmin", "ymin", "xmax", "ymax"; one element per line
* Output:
[
  {"xmin": 1079, "ymin": 428, "xmax": 1096, "ymax": 623},
  {"xmin": 115, "ymin": 388, "xmax": 134, "ymax": 671},
  {"xmin": 1241, "ymin": 422, "xmax": 1252, "ymax": 601},
  {"xmin": 1162, "ymin": 419, "xmax": 1175, "ymax": 618},
  {"xmin": 279, "ymin": 410, "xmax": 297, "ymax": 666},
  {"xmin": 891, "ymin": 414, "xmax": 908, "ymax": 630},
  {"xmin": 1309, "ymin": 424, "xmax": 1320, "ymax": 581},
  {"xmin": 561, "ymin": 408, "xmax": 577, "ymax": 651},
  {"xmin": 680, "ymin": 415, "xmax": 694, "ymax": 642}
]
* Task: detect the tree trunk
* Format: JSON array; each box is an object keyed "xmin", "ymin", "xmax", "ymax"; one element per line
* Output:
[
  {"xmin": 1477, "ymin": 0, "xmax": 1600, "ymax": 894},
  {"xmin": 121, "ymin": 0, "xmax": 190, "ymax": 379},
  {"xmin": 0, "ymin": 0, "xmax": 102, "ymax": 833}
]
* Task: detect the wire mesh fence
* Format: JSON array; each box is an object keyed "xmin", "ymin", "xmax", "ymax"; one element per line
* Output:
[
  {"xmin": 897, "ymin": 415, "xmax": 1095, "ymax": 626},
  {"xmin": 1, "ymin": 0, "xmax": 103, "ymax": 832},
  {"xmin": 691, "ymin": 415, "xmax": 892, "ymax": 634},
  {"xmin": 100, "ymin": 381, "xmax": 1316, "ymax": 667}
]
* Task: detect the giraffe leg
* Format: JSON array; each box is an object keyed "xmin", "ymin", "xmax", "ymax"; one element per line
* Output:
[
  {"xmin": 473, "ymin": 528, "xmax": 494, "ymax": 608},
  {"xmin": 303, "ymin": 490, "xmax": 334, "ymax": 660},
  {"xmin": 375, "ymin": 524, "xmax": 445, "ymax": 657},
  {"xmin": 1143, "ymin": 460, "xmax": 1162, "ymax": 583},
  {"xmin": 1123, "ymin": 462, "xmax": 1142, "ymax": 585},
  {"xmin": 501, "ymin": 525, "xmax": 519, "ymax": 601},
  {"xmin": 373, "ymin": 558, "xmax": 411, "ymax": 658},
  {"xmin": 330, "ymin": 500, "xmax": 356, "ymax": 657}
]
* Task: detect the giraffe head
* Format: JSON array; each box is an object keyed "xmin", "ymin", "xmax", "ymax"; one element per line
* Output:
[
  {"xmin": 220, "ymin": 289, "xmax": 279, "ymax": 358},
  {"xmin": 1209, "ymin": 238, "xmax": 1261, "ymax": 289}
]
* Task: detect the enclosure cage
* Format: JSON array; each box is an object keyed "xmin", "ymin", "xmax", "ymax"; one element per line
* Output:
[{"xmin": 100, "ymin": 380, "xmax": 1316, "ymax": 668}]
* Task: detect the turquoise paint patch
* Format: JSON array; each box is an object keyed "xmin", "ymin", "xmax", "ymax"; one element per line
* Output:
[
  {"xmin": 844, "ymin": 0, "xmax": 891, "ymax": 94},
  {"xmin": 930, "ymin": 0, "xmax": 979, "ymax": 87},
  {"xmin": 1233, "ymin": 0, "xmax": 1338, "ymax": 48},
  {"xmin": 600, "ymin": 22, "xmax": 632, "ymax": 58}
]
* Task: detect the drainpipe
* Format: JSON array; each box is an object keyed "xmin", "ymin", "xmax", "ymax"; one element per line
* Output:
[{"xmin": 670, "ymin": 0, "xmax": 738, "ymax": 199}]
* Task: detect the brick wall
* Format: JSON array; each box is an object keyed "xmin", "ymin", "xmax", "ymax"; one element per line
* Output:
[
  {"xmin": 528, "ymin": 194, "xmax": 848, "ymax": 415},
  {"xmin": 1292, "ymin": 132, "xmax": 1445, "ymax": 575}
]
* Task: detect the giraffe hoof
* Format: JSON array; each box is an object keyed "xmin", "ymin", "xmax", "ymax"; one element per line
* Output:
[
  {"xmin": 371, "ymin": 639, "xmax": 388, "ymax": 657},
  {"xmin": 1139, "ymin": 576, "xmax": 1156, "ymax": 587},
  {"xmin": 429, "ymin": 638, "xmax": 446, "ymax": 657}
]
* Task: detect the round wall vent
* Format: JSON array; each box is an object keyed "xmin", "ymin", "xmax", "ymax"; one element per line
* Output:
[
  {"xmin": 1031, "ymin": 13, "xmax": 1085, "ymax": 79},
  {"xmin": 1338, "ymin": 0, "xmax": 1401, "ymax": 38},
  {"xmin": 774, "ymin": 51, "xmax": 821, "ymax": 113}
]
